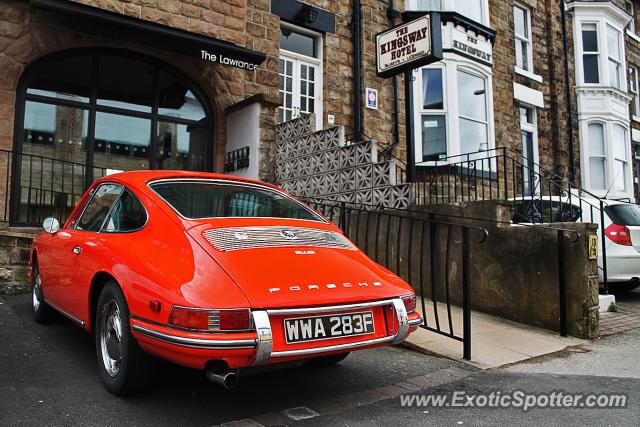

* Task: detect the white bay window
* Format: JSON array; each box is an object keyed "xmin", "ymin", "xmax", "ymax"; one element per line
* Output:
[
  {"xmin": 406, "ymin": 0, "xmax": 489, "ymax": 26},
  {"xmin": 414, "ymin": 62, "xmax": 494, "ymax": 164}
]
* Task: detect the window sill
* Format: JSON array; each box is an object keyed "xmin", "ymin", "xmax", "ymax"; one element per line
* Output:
[
  {"xmin": 515, "ymin": 67, "xmax": 543, "ymax": 83},
  {"xmin": 627, "ymin": 29, "xmax": 640, "ymax": 43}
]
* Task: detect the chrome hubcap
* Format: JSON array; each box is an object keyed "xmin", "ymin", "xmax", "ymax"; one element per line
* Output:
[
  {"xmin": 100, "ymin": 302, "xmax": 123, "ymax": 377},
  {"xmin": 32, "ymin": 275, "xmax": 42, "ymax": 312}
]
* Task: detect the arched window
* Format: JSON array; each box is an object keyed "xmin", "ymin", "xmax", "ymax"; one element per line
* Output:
[{"xmin": 12, "ymin": 48, "xmax": 213, "ymax": 225}]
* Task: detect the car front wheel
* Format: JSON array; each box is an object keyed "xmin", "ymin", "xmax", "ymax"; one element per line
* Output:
[
  {"xmin": 31, "ymin": 264, "xmax": 53, "ymax": 323},
  {"xmin": 95, "ymin": 281, "xmax": 151, "ymax": 394}
]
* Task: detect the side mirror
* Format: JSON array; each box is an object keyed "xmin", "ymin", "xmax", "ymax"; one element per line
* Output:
[{"xmin": 42, "ymin": 217, "xmax": 60, "ymax": 234}]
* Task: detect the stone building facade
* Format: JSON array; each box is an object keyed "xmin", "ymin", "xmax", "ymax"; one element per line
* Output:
[{"xmin": 0, "ymin": 0, "xmax": 638, "ymax": 227}]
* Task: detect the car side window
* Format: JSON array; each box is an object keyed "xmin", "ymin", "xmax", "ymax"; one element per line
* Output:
[
  {"xmin": 102, "ymin": 189, "xmax": 147, "ymax": 232},
  {"xmin": 76, "ymin": 184, "xmax": 123, "ymax": 232}
]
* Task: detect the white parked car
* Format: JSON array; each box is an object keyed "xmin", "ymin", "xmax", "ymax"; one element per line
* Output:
[{"xmin": 511, "ymin": 196, "xmax": 640, "ymax": 293}]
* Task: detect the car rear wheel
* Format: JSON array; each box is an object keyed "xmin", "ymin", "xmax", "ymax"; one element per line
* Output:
[
  {"xmin": 95, "ymin": 281, "xmax": 152, "ymax": 394},
  {"xmin": 308, "ymin": 352, "xmax": 350, "ymax": 366},
  {"xmin": 610, "ymin": 279, "xmax": 640, "ymax": 295},
  {"xmin": 31, "ymin": 264, "xmax": 53, "ymax": 323}
]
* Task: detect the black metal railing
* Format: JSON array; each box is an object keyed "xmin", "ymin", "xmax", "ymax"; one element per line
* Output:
[
  {"xmin": 0, "ymin": 149, "xmax": 108, "ymax": 227},
  {"xmin": 415, "ymin": 146, "xmax": 611, "ymax": 292},
  {"xmin": 306, "ymin": 198, "xmax": 582, "ymax": 344},
  {"xmin": 306, "ymin": 198, "xmax": 488, "ymax": 360}
]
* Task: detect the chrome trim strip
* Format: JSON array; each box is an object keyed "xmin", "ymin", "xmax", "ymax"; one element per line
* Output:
[
  {"xmin": 266, "ymin": 299, "xmax": 396, "ymax": 316},
  {"xmin": 271, "ymin": 336, "xmax": 394, "ymax": 358},
  {"xmin": 408, "ymin": 317, "xmax": 423, "ymax": 327},
  {"xmin": 44, "ymin": 298, "xmax": 85, "ymax": 326},
  {"xmin": 391, "ymin": 298, "xmax": 409, "ymax": 345},
  {"xmin": 131, "ymin": 324, "xmax": 257, "ymax": 350},
  {"xmin": 251, "ymin": 311, "xmax": 273, "ymax": 366}
]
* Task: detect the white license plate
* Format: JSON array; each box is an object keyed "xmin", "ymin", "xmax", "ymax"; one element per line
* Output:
[{"xmin": 284, "ymin": 311, "xmax": 375, "ymax": 343}]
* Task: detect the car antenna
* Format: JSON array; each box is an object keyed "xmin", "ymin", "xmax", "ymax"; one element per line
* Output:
[{"xmin": 603, "ymin": 171, "xmax": 620, "ymax": 199}]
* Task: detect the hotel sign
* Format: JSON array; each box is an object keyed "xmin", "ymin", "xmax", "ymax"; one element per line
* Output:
[
  {"xmin": 376, "ymin": 13, "xmax": 443, "ymax": 78},
  {"xmin": 443, "ymin": 24, "xmax": 493, "ymax": 66}
]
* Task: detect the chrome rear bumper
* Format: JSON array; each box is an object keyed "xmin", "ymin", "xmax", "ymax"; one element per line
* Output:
[{"xmin": 251, "ymin": 297, "xmax": 414, "ymax": 366}]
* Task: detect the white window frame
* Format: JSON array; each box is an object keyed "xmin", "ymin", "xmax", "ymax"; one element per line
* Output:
[
  {"xmin": 574, "ymin": 18, "xmax": 627, "ymax": 90},
  {"xmin": 416, "ymin": 65, "xmax": 448, "ymax": 162},
  {"xmin": 612, "ymin": 124, "xmax": 629, "ymax": 192},
  {"xmin": 514, "ymin": 4, "xmax": 533, "ymax": 74},
  {"xmin": 519, "ymin": 104, "xmax": 539, "ymax": 194},
  {"xmin": 278, "ymin": 23, "xmax": 323, "ymax": 131},
  {"xmin": 582, "ymin": 120, "xmax": 633, "ymax": 197},
  {"xmin": 625, "ymin": 1, "xmax": 635, "ymax": 35},
  {"xmin": 405, "ymin": 0, "xmax": 489, "ymax": 26},
  {"xmin": 629, "ymin": 66, "xmax": 640, "ymax": 121},
  {"xmin": 580, "ymin": 22, "xmax": 601, "ymax": 85},
  {"xmin": 607, "ymin": 24, "xmax": 623, "ymax": 89},
  {"xmin": 413, "ymin": 58, "xmax": 494, "ymax": 166}
]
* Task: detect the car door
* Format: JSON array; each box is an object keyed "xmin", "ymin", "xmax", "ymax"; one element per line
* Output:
[{"xmin": 56, "ymin": 183, "xmax": 124, "ymax": 316}]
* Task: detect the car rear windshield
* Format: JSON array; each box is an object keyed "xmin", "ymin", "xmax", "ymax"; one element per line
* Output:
[
  {"xmin": 605, "ymin": 204, "xmax": 640, "ymax": 226},
  {"xmin": 150, "ymin": 180, "xmax": 324, "ymax": 221}
]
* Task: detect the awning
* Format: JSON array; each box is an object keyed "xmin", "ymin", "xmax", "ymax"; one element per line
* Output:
[{"xmin": 30, "ymin": 0, "xmax": 266, "ymax": 70}]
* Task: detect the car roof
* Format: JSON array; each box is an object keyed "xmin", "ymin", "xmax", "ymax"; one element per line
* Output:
[{"xmin": 93, "ymin": 170, "xmax": 281, "ymax": 191}]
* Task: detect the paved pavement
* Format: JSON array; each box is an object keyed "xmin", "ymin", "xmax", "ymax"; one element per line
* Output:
[
  {"xmin": 599, "ymin": 288, "xmax": 640, "ymax": 336},
  {"xmin": 1, "ymin": 294, "xmax": 639, "ymax": 426},
  {"xmin": 405, "ymin": 299, "xmax": 584, "ymax": 369}
]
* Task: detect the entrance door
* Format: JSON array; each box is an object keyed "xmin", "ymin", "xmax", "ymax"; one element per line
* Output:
[
  {"xmin": 279, "ymin": 54, "xmax": 320, "ymax": 124},
  {"xmin": 519, "ymin": 106, "xmax": 539, "ymax": 196}
]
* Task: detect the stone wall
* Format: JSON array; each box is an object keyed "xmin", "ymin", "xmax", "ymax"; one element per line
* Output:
[
  {"xmin": 627, "ymin": 3, "xmax": 640, "ymax": 200},
  {"xmin": 333, "ymin": 200, "xmax": 599, "ymax": 339},
  {"xmin": 0, "ymin": 231, "xmax": 34, "ymax": 296}
]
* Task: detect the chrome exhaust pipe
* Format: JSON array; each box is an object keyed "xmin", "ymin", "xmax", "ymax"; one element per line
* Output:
[{"xmin": 205, "ymin": 367, "xmax": 240, "ymax": 389}]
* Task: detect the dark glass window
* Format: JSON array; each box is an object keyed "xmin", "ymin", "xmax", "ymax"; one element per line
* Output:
[
  {"xmin": 422, "ymin": 69, "xmax": 443, "ymax": 110},
  {"xmin": 103, "ymin": 190, "xmax": 147, "ymax": 232},
  {"xmin": 13, "ymin": 49, "xmax": 212, "ymax": 226},
  {"xmin": 98, "ymin": 55, "xmax": 154, "ymax": 112},
  {"xmin": 280, "ymin": 28, "xmax": 316, "ymax": 57},
  {"xmin": 422, "ymin": 115, "xmax": 447, "ymax": 161},
  {"xmin": 76, "ymin": 184, "xmax": 123, "ymax": 232},
  {"xmin": 150, "ymin": 181, "xmax": 323, "ymax": 221},
  {"xmin": 26, "ymin": 55, "xmax": 92, "ymax": 102}
]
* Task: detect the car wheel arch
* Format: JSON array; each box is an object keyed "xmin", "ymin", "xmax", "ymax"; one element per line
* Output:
[{"xmin": 89, "ymin": 272, "xmax": 124, "ymax": 332}]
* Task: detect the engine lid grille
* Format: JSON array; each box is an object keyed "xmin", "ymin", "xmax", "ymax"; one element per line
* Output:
[{"xmin": 202, "ymin": 226, "xmax": 356, "ymax": 252}]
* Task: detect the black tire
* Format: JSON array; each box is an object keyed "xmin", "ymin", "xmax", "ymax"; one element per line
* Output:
[
  {"xmin": 610, "ymin": 280, "xmax": 640, "ymax": 295},
  {"xmin": 95, "ymin": 281, "xmax": 152, "ymax": 395},
  {"xmin": 31, "ymin": 263, "xmax": 53, "ymax": 323},
  {"xmin": 308, "ymin": 352, "xmax": 350, "ymax": 366}
]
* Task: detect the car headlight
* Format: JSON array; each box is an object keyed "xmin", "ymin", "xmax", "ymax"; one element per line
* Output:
[{"xmin": 168, "ymin": 306, "xmax": 251, "ymax": 331}]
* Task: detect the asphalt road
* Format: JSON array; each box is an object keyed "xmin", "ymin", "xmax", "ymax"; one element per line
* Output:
[{"xmin": 1, "ymin": 294, "xmax": 638, "ymax": 426}]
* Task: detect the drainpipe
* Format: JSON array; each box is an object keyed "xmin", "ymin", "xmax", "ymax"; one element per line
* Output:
[
  {"xmin": 352, "ymin": 0, "xmax": 362, "ymax": 142},
  {"xmin": 561, "ymin": 0, "xmax": 576, "ymax": 184},
  {"xmin": 379, "ymin": 0, "xmax": 401, "ymax": 159}
]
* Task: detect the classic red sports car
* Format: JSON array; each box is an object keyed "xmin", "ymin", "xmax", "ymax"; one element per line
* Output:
[{"xmin": 29, "ymin": 171, "xmax": 422, "ymax": 394}]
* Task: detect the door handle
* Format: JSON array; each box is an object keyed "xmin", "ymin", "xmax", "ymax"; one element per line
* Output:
[{"xmin": 72, "ymin": 247, "xmax": 82, "ymax": 254}]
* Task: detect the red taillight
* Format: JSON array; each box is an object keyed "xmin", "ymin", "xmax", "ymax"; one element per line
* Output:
[
  {"xmin": 401, "ymin": 294, "xmax": 416, "ymax": 314},
  {"xmin": 168, "ymin": 307, "xmax": 209, "ymax": 330},
  {"xmin": 168, "ymin": 307, "xmax": 251, "ymax": 331},
  {"xmin": 605, "ymin": 224, "xmax": 632, "ymax": 246},
  {"xmin": 219, "ymin": 310, "xmax": 251, "ymax": 330}
]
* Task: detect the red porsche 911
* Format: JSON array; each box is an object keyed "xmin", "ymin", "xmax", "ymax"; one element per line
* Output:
[{"xmin": 29, "ymin": 171, "xmax": 422, "ymax": 394}]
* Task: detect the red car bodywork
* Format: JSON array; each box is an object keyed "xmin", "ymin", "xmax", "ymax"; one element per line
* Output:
[{"xmin": 30, "ymin": 171, "xmax": 421, "ymax": 371}]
